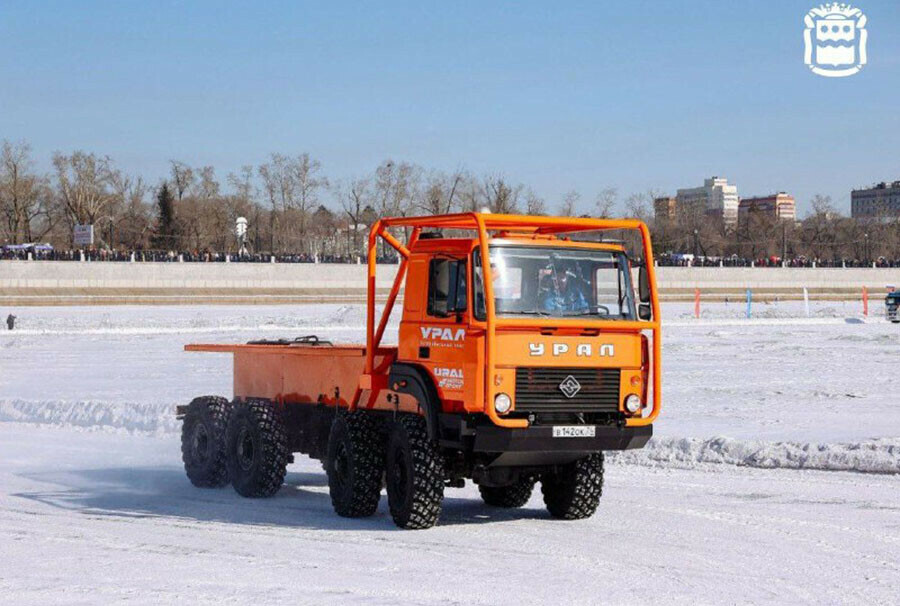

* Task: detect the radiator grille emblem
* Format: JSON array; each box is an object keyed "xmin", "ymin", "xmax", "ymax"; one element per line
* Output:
[{"xmin": 558, "ymin": 375, "xmax": 582, "ymax": 399}]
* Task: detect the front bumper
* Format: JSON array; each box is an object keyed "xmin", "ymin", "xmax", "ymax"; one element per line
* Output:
[{"xmin": 472, "ymin": 423, "xmax": 652, "ymax": 453}]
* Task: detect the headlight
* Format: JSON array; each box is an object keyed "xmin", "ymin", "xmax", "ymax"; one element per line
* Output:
[
  {"xmin": 494, "ymin": 393, "xmax": 512, "ymax": 414},
  {"xmin": 624, "ymin": 394, "xmax": 641, "ymax": 414}
]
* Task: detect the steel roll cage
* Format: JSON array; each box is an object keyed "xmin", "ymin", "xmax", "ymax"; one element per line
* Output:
[{"xmin": 354, "ymin": 212, "xmax": 661, "ymax": 429}]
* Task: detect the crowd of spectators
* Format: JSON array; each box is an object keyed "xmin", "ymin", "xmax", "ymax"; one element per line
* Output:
[
  {"xmin": 0, "ymin": 246, "xmax": 399, "ymax": 264},
  {"xmin": 656, "ymin": 253, "xmax": 900, "ymax": 268},
  {"xmin": 3, "ymin": 245, "xmax": 898, "ymax": 268}
]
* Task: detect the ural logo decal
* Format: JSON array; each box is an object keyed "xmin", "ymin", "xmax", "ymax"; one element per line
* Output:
[
  {"xmin": 434, "ymin": 367, "xmax": 464, "ymax": 390},
  {"xmin": 420, "ymin": 327, "xmax": 466, "ymax": 342},
  {"xmin": 558, "ymin": 375, "xmax": 581, "ymax": 399},
  {"xmin": 434, "ymin": 367, "xmax": 463, "ymax": 378},
  {"xmin": 529, "ymin": 343, "xmax": 615, "ymax": 357}
]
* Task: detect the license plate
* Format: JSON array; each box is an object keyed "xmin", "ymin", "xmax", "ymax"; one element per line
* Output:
[{"xmin": 552, "ymin": 425, "xmax": 596, "ymax": 438}]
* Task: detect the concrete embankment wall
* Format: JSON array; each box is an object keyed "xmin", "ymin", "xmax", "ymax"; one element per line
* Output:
[{"xmin": 1, "ymin": 261, "xmax": 898, "ymax": 305}]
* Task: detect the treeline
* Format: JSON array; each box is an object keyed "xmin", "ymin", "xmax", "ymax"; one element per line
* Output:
[{"xmin": 2, "ymin": 140, "xmax": 898, "ymax": 262}]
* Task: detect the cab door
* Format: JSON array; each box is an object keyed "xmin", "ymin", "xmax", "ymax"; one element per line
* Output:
[{"xmin": 406, "ymin": 255, "xmax": 473, "ymax": 404}]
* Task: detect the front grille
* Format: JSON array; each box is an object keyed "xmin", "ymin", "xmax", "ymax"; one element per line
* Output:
[{"xmin": 514, "ymin": 367, "xmax": 620, "ymax": 413}]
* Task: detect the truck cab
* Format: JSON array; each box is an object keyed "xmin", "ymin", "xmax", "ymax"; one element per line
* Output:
[{"xmin": 399, "ymin": 233, "xmax": 648, "ymax": 425}]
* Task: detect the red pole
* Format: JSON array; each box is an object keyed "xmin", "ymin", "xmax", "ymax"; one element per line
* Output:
[
  {"xmin": 863, "ymin": 286, "xmax": 869, "ymax": 317},
  {"xmin": 694, "ymin": 288, "xmax": 700, "ymax": 319}
]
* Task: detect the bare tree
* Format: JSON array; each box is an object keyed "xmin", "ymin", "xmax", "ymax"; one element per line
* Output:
[
  {"xmin": 339, "ymin": 179, "xmax": 371, "ymax": 259},
  {"xmin": 459, "ymin": 174, "xmax": 485, "ymax": 212},
  {"xmin": 257, "ymin": 154, "xmax": 293, "ymax": 251},
  {"xmin": 416, "ymin": 170, "xmax": 463, "ymax": 215},
  {"xmin": 373, "ymin": 160, "xmax": 420, "ymax": 217},
  {"xmin": 194, "ymin": 166, "xmax": 220, "ymax": 200},
  {"xmin": 291, "ymin": 153, "xmax": 328, "ymax": 230},
  {"xmin": 624, "ymin": 191, "xmax": 652, "ymax": 222},
  {"xmin": 558, "ymin": 190, "xmax": 580, "ymax": 216},
  {"xmin": 170, "ymin": 161, "xmax": 195, "ymax": 202},
  {"xmin": 108, "ymin": 171, "xmax": 150, "ymax": 248},
  {"xmin": 0, "ymin": 141, "xmax": 53, "ymax": 244},
  {"xmin": 595, "ymin": 187, "xmax": 617, "ymax": 218},
  {"xmin": 53, "ymin": 151, "xmax": 118, "ymax": 240},
  {"xmin": 483, "ymin": 175, "xmax": 521, "ymax": 214},
  {"xmin": 524, "ymin": 189, "xmax": 546, "ymax": 216},
  {"xmin": 798, "ymin": 194, "xmax": 839, "ymax": 260}
]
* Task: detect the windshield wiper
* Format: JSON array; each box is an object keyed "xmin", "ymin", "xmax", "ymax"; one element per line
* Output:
[
  {"xmin": 503, "ymin": 309, "xmax": 551, "ymax": 316},
  {"xmin": 559, "ymin": 310, "xmax": 611, "ymax": 317}
]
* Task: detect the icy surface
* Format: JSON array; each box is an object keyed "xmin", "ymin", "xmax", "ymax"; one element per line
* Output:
[
  {"xmin": 1, "ymin": 302, "xmax": 899, "ymax": 603},
  {"xmin": 1, "ymin": 425, "xmax": 899, "ymax": 604}
]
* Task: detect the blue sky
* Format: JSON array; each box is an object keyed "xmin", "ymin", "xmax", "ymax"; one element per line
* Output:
[{"xmin": 1, "ymin": 0, "xmax": 898, "ymax": 215}]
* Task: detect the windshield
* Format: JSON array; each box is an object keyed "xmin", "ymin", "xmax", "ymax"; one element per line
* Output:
[{"xmin": 473, "ymin": 245, "xmax": 636, "ymax": 320}]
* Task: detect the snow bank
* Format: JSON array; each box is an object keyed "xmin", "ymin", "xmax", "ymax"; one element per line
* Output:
[
  {"xmin": 3, "ymin": 399, "xmax": 899, "ymax": 474},
  {"xmin": 612, "ymin": 435, "xmax": 900, "ymax": 475},
  {"xmin": 0, "ymin": 400, "xmax": 179, "ymax": 434}
]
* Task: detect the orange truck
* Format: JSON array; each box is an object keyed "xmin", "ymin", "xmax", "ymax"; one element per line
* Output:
[{"xmin": 178, "ymin": 213, "xmax": 660, "ymax": 529}]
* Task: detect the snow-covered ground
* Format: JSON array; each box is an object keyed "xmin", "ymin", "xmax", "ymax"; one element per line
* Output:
[{"xmin": 1, "ymin": 302, "xmax": 899, "ymax": 604}]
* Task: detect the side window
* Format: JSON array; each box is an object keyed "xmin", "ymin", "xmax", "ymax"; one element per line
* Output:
[
  {"xmin": 594, "ymin": 263, "xmax": 623, "ymax": 316},
  {"xmin": 473, "ymin": 250, "xmax": 485, "ymax": 320},
  {"xmin": 428, "ymin": 258, "xmax": 467, "ymax": 317}
]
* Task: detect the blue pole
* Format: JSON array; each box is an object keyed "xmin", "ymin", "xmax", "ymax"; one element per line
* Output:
[{"xmin": 746, "ymin": 288, "xmax": 752, "ymax": 319}]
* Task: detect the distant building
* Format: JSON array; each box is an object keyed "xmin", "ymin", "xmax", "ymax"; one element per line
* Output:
[
  {"xmin": 653, "ymin": 196, "xmax": 677, "ymax": 221},
  {"xmin": 676, "ymin": 177, "xmax": 739, "ymax": 227},
  {"xmin": 851, "ymin": 181, "xmax": 900, "ymax": 218},
  {"xmin": 738, "ymin": 193, "xmax": 796, "ymax": 224}
]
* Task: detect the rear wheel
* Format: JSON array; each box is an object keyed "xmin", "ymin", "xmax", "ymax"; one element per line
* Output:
[
  {"xmin": 479, "ymin": 477, "xmax": 535, "ymax": 508},
  {"xmin": 181, "ymin": 396, "xmax": 231, "ymax": 488},
  {"xmin": 541, "ymin": 453, "xmax": 604, "ymax": 520},
  {"xmin": 386, "ymin": 414, "xmax": 444, "ymax": 529},
  {"xmin": 225, "ymin": 399, "xmax": 289, "ymax": 498},
  {"xmin": 326, "ymin": 411, "xmax": 385, "ymax": 517}
]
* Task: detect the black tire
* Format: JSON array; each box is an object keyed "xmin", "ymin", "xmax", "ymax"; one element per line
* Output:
[
  {"xmin": 225, "ymin": 399, "xmax": 289, "ymax": 498},
  {"xmin": 541, "ymin": 453, "xmax": 604, "ymax": 520},
  {"xmin": 181, "ymin": 396, "xmax": 232, "ymax": 488},
  {"xmin": 326, "ymin": 411, "xmax": 385, "ymax": 518},
  {"xmin": 386, "ymin": 414, "xmax": 444, "ymax": 529},
  {"xmin": 479, "ymin": 477, "xmax": 535, "ymax": 508}
]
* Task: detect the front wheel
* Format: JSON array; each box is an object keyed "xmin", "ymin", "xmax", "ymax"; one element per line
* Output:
[
  {"xmin": 541, "ymin": 453, "xmax": 604, "ymax": 520},
  {"xmin": 386, "ymin": 415, "xmax": 444, "ymax": 529},
  {"xmin": 479, "ymin": 477, "xmax": 535, "ymax": 508}
]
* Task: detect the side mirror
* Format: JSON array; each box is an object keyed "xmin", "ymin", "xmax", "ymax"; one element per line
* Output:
[
  {"xmin": 638, "ymin": 303, "xmax": 652, "ymax": 321},
  {"xmin": 638, "ymin": 265, "xmax": 651, "ymax": 303}
]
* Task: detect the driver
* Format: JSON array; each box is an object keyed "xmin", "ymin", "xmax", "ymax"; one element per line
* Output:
[{"xmin": 540, "ymin": 261, "xmax": 588, "ymax": 313}]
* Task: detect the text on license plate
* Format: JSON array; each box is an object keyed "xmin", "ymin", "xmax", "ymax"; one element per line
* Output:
[{"xmin": 552, "ymin": 426, "xmax": 596, "ymax": 438}]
